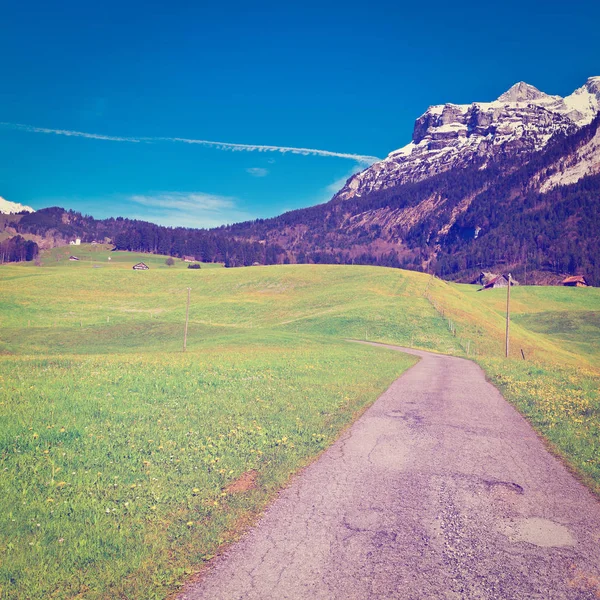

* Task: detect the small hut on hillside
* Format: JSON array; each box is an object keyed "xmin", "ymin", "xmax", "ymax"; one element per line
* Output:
[
  {"xmin": 562, "ymin": 275, "xmax": 589, "ymax": 287},
  {"xmin": 132, "ymin": 262, "xmax": 149, "ymax": 270},
  {"xmin": 478, "ymin": 274, "xmax": 519, "ymax": 291},
  {"xmin": 475, "ymin": 271, "xmax": 497, "ymax": 286}
]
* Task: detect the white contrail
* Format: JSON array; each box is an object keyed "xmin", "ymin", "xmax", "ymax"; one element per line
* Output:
[
  {"xmin": 0, "ymin": 122, "xmax": 140, "ymax": 143},
  {"xmin": 149, "ymin": 136, "xmax": 380, "ymax": 164},
  {"xmin": 0, "ymin": 122, "xmax": 380, "ymax": 165}
]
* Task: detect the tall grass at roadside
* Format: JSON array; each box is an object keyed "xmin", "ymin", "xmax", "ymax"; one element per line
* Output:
[
  {"xmin": 482, "ymin": 358, "xmax": 600, "ymax": 494},
  {"xmin": 0, "ymin": 336, "xmax": 415, "ymax": 599}
]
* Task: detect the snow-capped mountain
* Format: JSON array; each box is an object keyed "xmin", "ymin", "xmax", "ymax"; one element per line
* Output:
[
  {"xmin": 219, "ymin": 76, "xmax": 600, "ymax": 284},
  {"xmin": 13, "ymin": 77, "xmax": 600, "ymax": 284},
  {"xmin": 336, "ymin": 77, "xmax": 600, "ymax": 200},
  {"xmin": 0, "ymin": 196, "xmax": 34, "ymax": 214}
]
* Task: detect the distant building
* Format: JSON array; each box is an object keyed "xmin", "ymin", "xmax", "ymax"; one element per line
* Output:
[
  {"xmin": 182, "ymin": 255, "xmax": 195, "ymax": 262},
  {"xmin": 475, "ymin": 271, "xmax": 497, "ymax": 286},
  {"xmin": 69, "ymin": 238, "xmax": 81, "ymax": 246},
  {"xmin": 479, "ymin": 274, "xmax": 518, "ymax": 291},
  {"xmin": 69, "ymin": 256, "xmax": 79, "ymax": 261},
  {"xmin": 133, "ymin": 262, "xmax": 149, "ymax": 270},
  {"xmin": 562, "ymin": 275, "xmax": 589, "ymax": 287}
]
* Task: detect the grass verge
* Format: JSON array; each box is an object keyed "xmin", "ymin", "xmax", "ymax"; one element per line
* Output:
[{"xmin": 0, "ymin": 335, "xmax": 416, "ymax": 599}]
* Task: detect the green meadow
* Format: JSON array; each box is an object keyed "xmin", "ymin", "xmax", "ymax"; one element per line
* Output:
[{"xmin": 1, "ymin": 246, "xmax": 599, "ymax": 598}]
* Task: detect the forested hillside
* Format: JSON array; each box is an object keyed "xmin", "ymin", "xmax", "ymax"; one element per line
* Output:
[
  {"xmin": 11, "ymin": 207, "xmax": 287, "ymax": 267},
  {"xmin": 6, "ymin": 117, "xmax": 600, "ymax": 284}
]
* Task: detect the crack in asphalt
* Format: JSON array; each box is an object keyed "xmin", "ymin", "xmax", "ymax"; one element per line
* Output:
[{"xmin": 178, "ymin": 344, "xmax": 600, "ymax": 600}]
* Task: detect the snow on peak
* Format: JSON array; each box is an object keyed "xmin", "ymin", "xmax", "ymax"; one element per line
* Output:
[
  {"xmin": 497, "ymin": 81, "xmax": 549, "ymax": 103},
  {"xmin": 584, "ymin": 76, "xmax": 600, "ymax": 95},
  {"xmin": 561, "ymin": 78, "xmax": 600, "ymax": 125},
  {"xmin": 0, "ymin": 196, "xmax": 35, "ymax": 214},
  {"xmin": 334, "ymin": 77, "xmax": 600, "ymax": 202}
]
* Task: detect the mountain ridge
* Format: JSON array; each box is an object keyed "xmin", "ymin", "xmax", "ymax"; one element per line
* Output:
[
  {"xmin": 335, "ymin": 77, "xmax": 600, "ymax": 202},
  {"xmin": 4, "ymin": 77, "xmax": 600, "ymax": 283}
]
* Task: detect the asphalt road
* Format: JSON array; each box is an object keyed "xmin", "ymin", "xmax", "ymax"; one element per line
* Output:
[{"xmin": 179, "ymin": 344, "xmax": 600, "ymax": 600}]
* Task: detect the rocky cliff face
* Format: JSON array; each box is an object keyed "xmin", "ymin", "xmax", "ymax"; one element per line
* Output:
[
  {"xmin": 222, "ymin": 76, "xmax": 600, "ymax": 284},
  {"xmin": 335, "ymin": 77, "xmax": 600, "ymax": 201}
]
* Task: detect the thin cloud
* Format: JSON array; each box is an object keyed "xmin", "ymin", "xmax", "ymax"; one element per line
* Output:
[
  {"xmin": 0, "ymin": 121, "xmax": 380, "ymax": 165},
  {"xmin": 158, "ymin": 136, "xmax": 380, "ymax": 165},
  {"xmin": 0, "ymin": 122, "xmax": 140, "ymax": 143},
  {"xmin": 246, "ymin": 167, "xmax": 269, "ymax": 177},
  {"xmin": 129, "ymin": 192, "xmax": 236, "ymax": 211},
  {"xmin": 126, "ymin": 191, "xmax": 252, "ymax": 228}
]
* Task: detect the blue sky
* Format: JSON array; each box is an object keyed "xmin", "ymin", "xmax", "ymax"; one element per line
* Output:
[{"xmin": 1, "ymin": 0, "xmax": 599, "ymax": 228}]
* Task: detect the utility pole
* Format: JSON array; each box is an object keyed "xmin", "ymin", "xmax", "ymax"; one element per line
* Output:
[
  {"xmin": 183, "ymin": 287, "xmax": 191, "ymax": 352},
  {"xmin": 505, "ymin": 273, "xmax": 511, "ymax": 358}
]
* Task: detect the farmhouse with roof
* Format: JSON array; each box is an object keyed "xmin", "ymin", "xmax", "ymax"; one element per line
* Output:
[
  {"xmin": 478, "ymin": 274, "xmax": 518, "ymax": 291},
  {"xmin": 132, "ymin": 262, "xmax": 149, "ymax": 270},
  {"xmin": 562, "ymin": 275, "xmax": 589, "ymax": 287}
]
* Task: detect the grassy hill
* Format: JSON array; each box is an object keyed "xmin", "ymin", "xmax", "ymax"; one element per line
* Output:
[
  {"xmin": 34, "ymin": 243, "xmax": 224, "ymax": 269},
  {"xmin": 1, "ymin": 250, "xmax": 598, "ymax": 599}
]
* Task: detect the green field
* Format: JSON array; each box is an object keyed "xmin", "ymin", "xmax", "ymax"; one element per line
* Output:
[
  {"xmin": 33, "ymin": 244, "xmax": 224, "ymax": 270},
  {"xmin": 1, "ymin": 246, "xmax": 599, "ymax": 599}
]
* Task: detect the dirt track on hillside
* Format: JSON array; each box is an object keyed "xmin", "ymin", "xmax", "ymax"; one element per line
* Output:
[{"xmin": 179, "ymin": 344, "xmax": 600, "ymax": 600}]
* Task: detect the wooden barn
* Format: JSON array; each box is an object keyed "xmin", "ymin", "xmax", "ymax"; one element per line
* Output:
[
  {"xmin": 132, "ymin": 262, "xmax": 149, "ymax": 270},
  {"xmin": 478, "ymin": 274, "xmax": 518, "ymax": 291},
  {"xmin": 562, "ymin": 275, "xmax": 589, "ymax": 287},
  {"xmin": 475, "ymin": 271, "xmax": 496, "ymax": 286}
]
